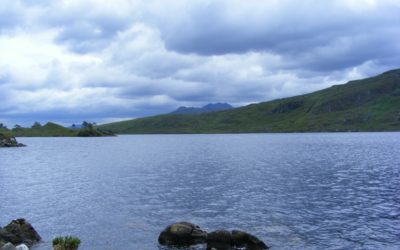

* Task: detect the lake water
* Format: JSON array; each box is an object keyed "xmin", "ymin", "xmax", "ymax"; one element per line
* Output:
[{"xmin": 1, "ymin": 133, "xmax": 400, "ymax": 250}]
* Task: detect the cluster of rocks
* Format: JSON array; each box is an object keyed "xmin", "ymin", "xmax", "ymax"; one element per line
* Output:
[
  {"xmin": 0, "ymin": 134, "xmax": 25, "ymax": 147},
  {"xmin": 158, "ymin": 222, "xmax": 269, "ymax": 250},
  {"xmin": 0, "ymin": 219, "xmax": 41, "ymax": 250}
]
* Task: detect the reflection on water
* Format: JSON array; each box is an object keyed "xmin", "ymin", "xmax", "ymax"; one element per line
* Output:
[{"xmin": 1, "ymin": 133, "xmax": 400, "ymax": 250}]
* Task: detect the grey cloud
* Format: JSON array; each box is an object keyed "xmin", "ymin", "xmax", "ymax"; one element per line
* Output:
[
  {"xmin": 39, "ymin": 4, "xmax": 133, "ymax": 53},
  {"xmin": 155, "ymin": 1, "xmax": 400, "ymax": 72},
  {"xmin": 116, "ymin": 78, "xmax": 216, "ymax": 102},
  {"xmin": 0, "ymin": 73, "xmax": 11, "ymax": 85},
  {"xmin": 127, "ymin": 51, "xmax": 196, "ymax": 79},
  {"xmin": 0, "ymin": 1, "xmax": 25, "ymax": 32}
]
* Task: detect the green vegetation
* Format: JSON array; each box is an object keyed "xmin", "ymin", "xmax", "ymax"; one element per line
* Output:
[
  {"xmin": 53, "ymin": 236, "xmax": 81, "ymax": 250},
  {"xmin": 1, "ymin": 122, "xmax": 115, "ymax": 137},
  {"xmin": 99, "ymin": 69, "xmax": 400, "ymax": 133}
]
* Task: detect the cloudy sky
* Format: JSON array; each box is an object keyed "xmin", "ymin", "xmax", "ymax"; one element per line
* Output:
[{"xmin": 1, "ymin": 0, "xmax": 399, "ymax": 126}]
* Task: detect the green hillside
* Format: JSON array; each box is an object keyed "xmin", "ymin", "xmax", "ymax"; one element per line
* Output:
[{"xmin": 100, "ymin": 69, "xmax": 400, "ymax": 133}]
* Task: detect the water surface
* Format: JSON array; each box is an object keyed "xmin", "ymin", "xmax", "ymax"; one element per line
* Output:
[{"xmin": 1, "ymin": 133, "xmax": 400, "ymax": 249}]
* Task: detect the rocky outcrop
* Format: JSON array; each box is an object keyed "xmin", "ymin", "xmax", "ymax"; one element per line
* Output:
[
  {"xmin": 158, "ymin": 222, "xmax": 207, "ymax": 246},
  {"xmin": 0, "ymin": 219, "xmax": 41, "ymax": 247},
  {"xmin": 158, "ymin": 222, "xmax": 269, "ymax": 249},
  {"xmin": 0, "ymin": 134, "xmax": 25, "ymax": 147}
]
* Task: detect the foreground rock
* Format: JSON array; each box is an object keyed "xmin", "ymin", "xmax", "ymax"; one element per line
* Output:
[
  {"xmin": 0, "ymin": 134, "xmax": 25, "ymax": 147},
  {"xmin": 158, "ymin": 222, "xmax": 269, "ymax": 249},
  {"xmin": 158, "ymin": 222, "xmax": 207, "ymax": 246},
  {"xmin": 0, "ymin": 219, "xmax": 41, "ymax": 247}
]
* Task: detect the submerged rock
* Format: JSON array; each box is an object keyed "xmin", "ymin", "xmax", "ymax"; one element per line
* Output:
[
  {"xmin": 0, "ymin": 219, "xmax": 40, "ymax": 247},
  {"xmin": 158, "ymin": 222, "xmax": 207, "ymax": 246},
  {"xmin": 0, "ymin": 134, "xmax": 25, "ymax": 147}
]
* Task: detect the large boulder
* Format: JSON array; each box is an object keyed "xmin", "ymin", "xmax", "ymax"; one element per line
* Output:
[
  {"xmin": 207, "ymin": 230, "xmax": 269, "ymax": 250},
  {"xmin": 158, "ymin": 222, "xmax": 207, "ymax": 246},
  {"xmin": 0, "ymin": 219, "xmax": 41, "ymax": 247},
  {"xmin": 0, "ymin": 134, "xmax": 25, "ymax": 147}
]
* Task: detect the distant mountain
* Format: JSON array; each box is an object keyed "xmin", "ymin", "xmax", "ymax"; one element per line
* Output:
[
  {"xmin": 99, "ymin": 69, "xmax": 400, "ymax": 133},
  {"xmin": 171, "ymin": 103, "xmax": 233, "ymax": 115}
]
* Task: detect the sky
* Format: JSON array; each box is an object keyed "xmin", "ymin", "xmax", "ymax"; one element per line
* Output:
[{"xmin": 1, "ymin": 0, "xmax": 400, "ymax": 127}]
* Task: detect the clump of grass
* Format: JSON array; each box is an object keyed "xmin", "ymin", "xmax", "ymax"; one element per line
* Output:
[{"xmin": 53, "ymin": 236, "xmax": 81, "ymax": 250}]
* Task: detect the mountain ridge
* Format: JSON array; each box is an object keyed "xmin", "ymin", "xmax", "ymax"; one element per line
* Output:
[{"xmin": 171, "ymin": 103, "xmax": 233, "ymax": 115}]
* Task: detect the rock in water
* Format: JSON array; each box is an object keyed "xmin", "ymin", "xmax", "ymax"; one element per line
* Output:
[
  {"xmin": 0, "ymin": 134, "xmax": 25, "ymax": 147},
  {"xmin": 158, "ymin": 222, "xmax": 207, "ymax": 246},
  {"xmin": 0, "ymin": 219, "xmax": 41, "ymax": 247}
]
